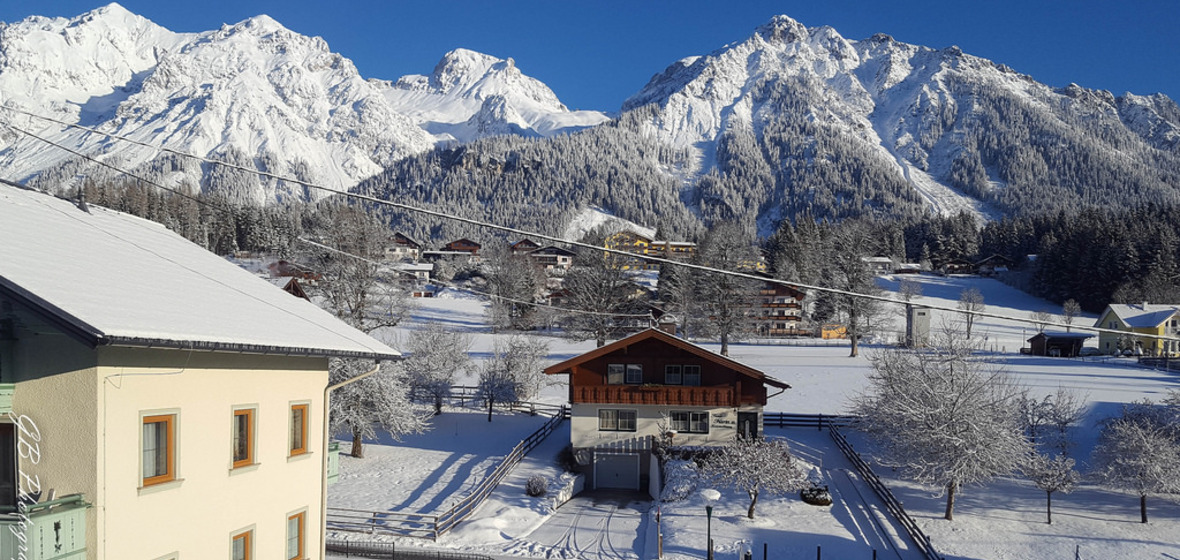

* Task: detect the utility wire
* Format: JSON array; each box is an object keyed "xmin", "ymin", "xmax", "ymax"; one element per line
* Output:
[{"xmin": 4, "ymin": 105, "xmax": 1177, "ymax": 343}]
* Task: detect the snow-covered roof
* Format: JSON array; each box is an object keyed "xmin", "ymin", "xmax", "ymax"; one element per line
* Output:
[
  {"xmin": 1030, "ymin": 331, "xmax": 1095, "ymax": 340},
  {"xmin": 1102, "ymin": 304, "xmax": 1180, "ymax": 328},
  {"xmin": 0, "ymin": 185, "xmax": 398, "ymax": 360}
]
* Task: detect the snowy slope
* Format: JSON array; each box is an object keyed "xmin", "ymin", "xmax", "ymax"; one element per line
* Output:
[{"xmin": 379, "ymin": 48, "xmax": 609, "ymax": 143}]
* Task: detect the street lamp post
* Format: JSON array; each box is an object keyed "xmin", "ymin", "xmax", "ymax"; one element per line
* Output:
[
  {"xmin": 705, "ymin": 504, "xmax": 713, "ymax": 560},
  {"xmin": 700, "ymin": 488, "xmax": 721, "ymax": 560}
]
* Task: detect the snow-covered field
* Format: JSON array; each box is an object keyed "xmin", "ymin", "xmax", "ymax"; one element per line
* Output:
[{"xmin": 329, "ymin": 276, "xmax": 1180, "ymax": 560}]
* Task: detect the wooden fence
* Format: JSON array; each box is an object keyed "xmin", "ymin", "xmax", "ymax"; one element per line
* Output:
[
  {"xmin": 763, "ymin": 412, "xmax": 857, "ymax": 430},
  {"xmin": 325, "ymin": 538, "xmax": 495, "ymax": 559},
  {"xmin": 827, "ymin": 423, "xmax": 943, "ymax": 560},
  {"xmin": 327, "ymin": 406, "xmax": 567, "ymax": 540}
]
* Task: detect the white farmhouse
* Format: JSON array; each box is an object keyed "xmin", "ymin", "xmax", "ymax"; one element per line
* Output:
[{"xmin": 0, "ymin": 184, "xmax": 399, "ymax": 560}]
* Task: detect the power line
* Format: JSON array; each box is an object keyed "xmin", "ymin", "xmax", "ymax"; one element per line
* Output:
[
  {"xmin": 4, "ymin": 105, "xmax": 1177, "ymax": 343},
  {"xmin": 1, "ymin": 120, "xmax": 233, "ymax": 214}
]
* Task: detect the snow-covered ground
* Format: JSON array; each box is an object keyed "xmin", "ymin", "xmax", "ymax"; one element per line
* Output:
[{"xmin": 329, "ymin": 275, "xmax": 1179, "ymax": 560}]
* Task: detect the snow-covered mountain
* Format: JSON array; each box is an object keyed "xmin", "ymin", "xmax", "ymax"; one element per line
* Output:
[
  {"xmin": 0, "ymin": 3, "xmax": 434, "ymax": 203},
  {"xmin": 378, "ymin": 48, "xmax": 609, "ymax": 143},
  {"xmin": 621, "ymin": 15, "xmax": 1180, "ymax": 222},
  {"xmin": 0, "ymin": 4, "xmax": 602, "ymax": 203}
]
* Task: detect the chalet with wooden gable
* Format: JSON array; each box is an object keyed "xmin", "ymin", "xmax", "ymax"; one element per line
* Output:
[
  {"xmin": 543, "ymin": 329, "xmax": 789, "ymax": 491},
  {"xmin": 385, "ymin": 232, "xmax": 422, "ymax": 262},
  {"xmin": 1095, "ymin": 303, "xmax": 1180, "ymax": 356},
  {"xmin": 529, "ymin": 246, "xmax": 576, "ymax": 272},
  {"xmin": 753, "ymin": 282, "xmax": 806, "ymax": 337},
  {"xmin": 267, "ymin": 276, "xmax": 310, "ymax": 300},
  {"xmin": 975, "ymin": 254, "xmax": 1015, "ymax": 276},
  {"xmin": 509, "ymin": 238, "xmax": 541, "ymax": 255},
  {"xmin": 443, "ymin": 238, "xmax": 482, "ymax": 255},
  {"xmin": 0, "ymin": 184, "xmax": 399, "ymax": 560}
]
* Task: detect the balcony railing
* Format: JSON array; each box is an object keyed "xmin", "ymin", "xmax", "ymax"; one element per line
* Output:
[
  {"xmin": 0, "ymin": 493, "xmax": 89, "ymax": 560},
  {"xmin": 573, "ymin": 385, "xmax": 736, "ymax": 407},
  {"xmin": 0, "ymin": 384, "xmax": 12, "ymax": 415}
]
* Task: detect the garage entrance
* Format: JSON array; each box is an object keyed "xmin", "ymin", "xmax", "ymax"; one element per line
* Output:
[{"xmin": 594, "ymin": 452, "xmax": 640, "ymax": 490}]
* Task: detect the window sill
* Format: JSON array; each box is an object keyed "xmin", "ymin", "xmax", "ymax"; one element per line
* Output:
[
  {"xmin": 229, "ymin": 463, "xmax": 260, "ymax": 476},
  {"xmin": 138, "ymin": 478, "xmax": 184, "ymax": 496},
  {"xmin": 287, "ymin": 451, "xmax": 314, "ymax": 463}
]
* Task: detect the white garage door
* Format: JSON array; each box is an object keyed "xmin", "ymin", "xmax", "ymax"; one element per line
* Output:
[{"xmin": 594, "ymin": 453, "xmax": 640, "ymax": 490}]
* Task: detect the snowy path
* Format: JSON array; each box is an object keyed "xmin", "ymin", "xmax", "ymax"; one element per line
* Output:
[
  {"xmin": 517, "ymin": 491, "xmax": 648, "ymax": 560},
  {"xmin": 769, "ymin": 427, "xmax": 925, "ymax": 560}
]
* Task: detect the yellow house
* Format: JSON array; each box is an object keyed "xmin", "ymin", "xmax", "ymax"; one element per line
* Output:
[
  {"xmin": 0, "ymin": 185, "xmax": 399, "ymax": 560},
  {"xmin": 1094, "ymin": 303, "xmax": 1180, "ymax": 356}
]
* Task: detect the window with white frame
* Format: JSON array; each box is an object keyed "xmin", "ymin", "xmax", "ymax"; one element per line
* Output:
[
  {"xmin": 598, "ymin": 409, "xmax": 637, "ymax": 432},
  {"xmin": 664, "ymin": 365, "xmax": 682, "ymax": 385},
  {"xmin": 607, "ymin": 364, "xmax": 625, "ymax": 385},
  {"xmin": 625, "ymin": 364, "xmax": 643, "ymax": 384},
  {"xmin": 683, "ymin": 365, "xmax": 702, "ymax": 386},
  {"xmin": 670, "ymin": 411, "xmax": 709, "ymax": 434}
]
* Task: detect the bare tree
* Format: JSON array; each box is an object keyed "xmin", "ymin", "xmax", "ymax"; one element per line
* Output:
[
  {"xmin": 1022, "ymin": 453, "xmax": 1080, "ymax": 524},
  {"xmin": 310, "ymin": 205, "xmax": 414, "ymax": 332},
  {"xmin": 1018, "ymin": 387, "xmax": 1086, "ymax": 456},
  {"xmin": 562, "ymin": 240, "xmax": 645, "ymax": 347},
  {"xmin": 899, "ymin": 278, "xmax": 923, "ymax": 303},
  {"xmin": 853, "ymin": 329, "xmax": 1030, "ymax": 520},
  {"xmin": 1029, "ymin": 310, "xmax": 1052, "ymax": 333},
  {"xmin": 475, "ymin": 336, "xmax": 551, "ymax": 421},
  {"xmin": 957, "ymin": 288, "xmax": 985, "ymax": 338},
  {"xmin": 484, "ymin": 245, "xmax": 546, "ymax": 331},
  {"xmin": 1062, "ymin": 299, "xmax": 1081, "ymax": 332},
  {"xmin": 699, "ymin": 437, "xmax": 805, "ymax": 518},
  {"xmin": 330, "ymin": 359, "xmax": 429, "ymax": 458},
  {"xmin": 1091, "ymin": 409, "xmax": 1180, "ymax": 523},
  {"xmin": 402, "ymin": 322, "xmax": 472, "ymax": 415}
]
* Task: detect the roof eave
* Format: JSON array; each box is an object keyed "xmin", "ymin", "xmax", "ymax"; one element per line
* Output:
[{"xmin": 101, "ymin": 335, "xmax": 401, "ymax": 361}]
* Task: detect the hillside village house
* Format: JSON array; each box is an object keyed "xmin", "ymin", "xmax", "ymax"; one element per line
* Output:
[
  {"xmin": 385, "ymin": 232, "xmax": 422, "ymax": 262},
  {"xmin": 528, "ymin": 246, "xmax": 576, "ymax": 273},
  {"xmin": 1095, "ymin": 303, "xmax": 1180, "ymax": 355},
  {"xmin": 543, "ymin": 329, "xmax": 789, "ymax": 491},
  {"xmin": 0, "ymin": 184, "xmax": 399, "ymax": 560},
  {"xmin": 754, "ymin": 282, "xmax": 806, "ymax": 337}
]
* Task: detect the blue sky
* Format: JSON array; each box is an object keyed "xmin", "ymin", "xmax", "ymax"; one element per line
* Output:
[{"xmin": 3, "ymin": 1, "xmax": 1177, "ymax": 111}]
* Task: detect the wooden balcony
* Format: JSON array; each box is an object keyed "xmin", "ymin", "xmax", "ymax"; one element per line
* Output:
[{"xmin": 573, "ymin": 385, "xmax": 735, "ymax": 407}]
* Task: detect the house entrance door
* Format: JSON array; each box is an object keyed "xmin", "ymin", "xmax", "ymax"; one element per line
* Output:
[{"xmin": 737, "ymin": 412, "xmax": 759, "ymax": 439}]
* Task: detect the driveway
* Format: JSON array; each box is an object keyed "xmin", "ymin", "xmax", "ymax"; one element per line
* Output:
[{"xmin": 523, "ymin": 490, "xmax": 651, "ymax": 560}]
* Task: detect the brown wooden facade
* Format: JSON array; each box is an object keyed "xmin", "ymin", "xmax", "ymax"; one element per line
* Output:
[
  {"xmin": 443, "ymin": 238, "xmax": 482, "ymax": 254},
  {"xmin": 544, "ymin": 329, "xmax": 789, "ymax": 408}
]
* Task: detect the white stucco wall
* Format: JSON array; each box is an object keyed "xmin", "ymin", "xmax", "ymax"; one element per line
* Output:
[
  {"xmin": 95, "ymin": 347, "xmax": 329, "ymax": 560},
  {"xmin": 570, "ymin": 403, "xmax": 762, "ymax": 449}
]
